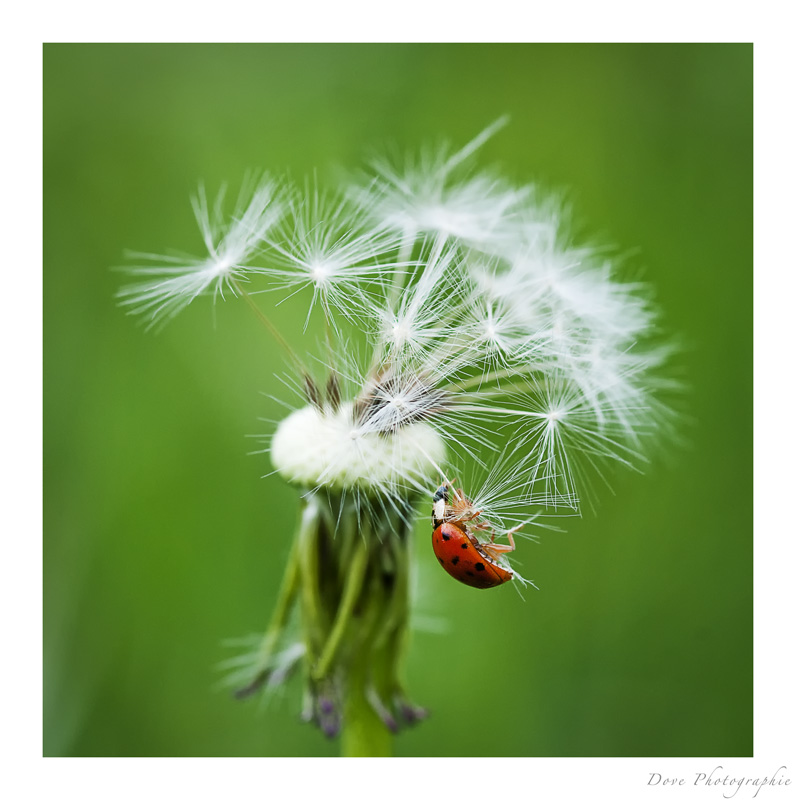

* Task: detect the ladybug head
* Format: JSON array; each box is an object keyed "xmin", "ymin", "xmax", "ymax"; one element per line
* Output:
[{"xmin": 432, "ymin": 484, "xmax": 450, "ymax": 528}]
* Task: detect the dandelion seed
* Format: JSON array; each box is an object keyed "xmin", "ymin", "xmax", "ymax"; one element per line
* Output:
[
  {"xmin": 358, "ymin": 118, "xmax": 528, "ymax": 250},
  {"xmin": 117, "ymin": 176, "xmax": 282, "ymax": 329},
  {"xmin": 260, "ymin": 186, "xmax": 412, "ymax": 327}
]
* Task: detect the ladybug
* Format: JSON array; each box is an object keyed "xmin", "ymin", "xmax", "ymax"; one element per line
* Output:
[{"xmin": 431, "ymin": 482, "xmax": 519, "ymax": 589}]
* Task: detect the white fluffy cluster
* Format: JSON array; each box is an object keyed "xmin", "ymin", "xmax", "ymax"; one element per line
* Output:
[
  {"xmin": 271, "ymin": 404, "xmax": 446, "ymax": 492},
  {"xmin": 119, "ymin": 119, "xmax": 671, "ymax": 532}
]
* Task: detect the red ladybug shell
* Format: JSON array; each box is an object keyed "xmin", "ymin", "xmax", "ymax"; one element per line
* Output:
[{"xmin": 431, "ymin": 522, "xmax": 513, "ymax": 589}]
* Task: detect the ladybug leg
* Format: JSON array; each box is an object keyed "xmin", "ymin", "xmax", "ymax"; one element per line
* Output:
[
  {"xmin": 469, "ymin": 513, "xmax": 491, "ymax": 532},
  {"xmin": 479, "ymin": 529, "xmax": 519, "ymax": 560}
]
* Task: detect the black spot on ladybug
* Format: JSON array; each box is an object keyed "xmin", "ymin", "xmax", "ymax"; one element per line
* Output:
[
  {"xmin": 461, "ymin": 543, "xmax": 468, "ymax": 549},
  {"xmin": 438, "ymin": 557, "xmax": 445, "ymax": 565},
  {"xmin": 441, "ymin": 531, "xmax": 451, "ymax": 541},
  {"xmin": 466, "ymin": 570, "xmax": 475, "ymax": 577},
  {"xmin": 451, "ymin": 556, "xmax": 460, "ymax": 565},
  {"xmin": 475, "ymin": 563, "xmax": 486, "ymax": 572}
]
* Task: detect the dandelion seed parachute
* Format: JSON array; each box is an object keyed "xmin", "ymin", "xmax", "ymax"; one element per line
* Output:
[{"xmin": 116, "ymin": 176, "xmax": 282, "ymax": 329}]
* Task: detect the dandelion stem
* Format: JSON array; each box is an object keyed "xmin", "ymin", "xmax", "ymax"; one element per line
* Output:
[
  {"xmin": 341, "ymin": 656, "xmax": 393, "ymax": 757},
  {"xmin": 340, "ymin": 534, "xmax": 395, "ymax": 757}
]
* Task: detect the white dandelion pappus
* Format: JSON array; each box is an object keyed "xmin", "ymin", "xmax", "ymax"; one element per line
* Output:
[
  {"xmin": 369, "ymin": 236, "xmax": 467, "ymax": 363},
  {"xmin": 357, "ymin": 116, "xmax": 529, "ymax": 251},
  {"xmin": 260, "ymin": 185, "xmax": 416, "ymax": 328},
  {"xmin": 116, "ymin": 176, "xmax": 282, "ymax": 329}
]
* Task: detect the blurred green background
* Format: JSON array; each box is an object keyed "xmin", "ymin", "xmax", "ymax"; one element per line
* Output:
[{"xmin": 44, "ymin": 44, "xmax": 752, "ymax": 757}]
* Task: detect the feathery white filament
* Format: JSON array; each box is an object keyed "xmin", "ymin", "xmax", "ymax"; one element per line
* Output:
[{"xmin": 117, "ymin": 177, "xmax": 282, "ymax": 328}]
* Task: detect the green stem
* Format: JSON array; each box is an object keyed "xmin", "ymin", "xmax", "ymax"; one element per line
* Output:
[
  {"xmin": 341, "ymin": 635, "xmax": 393, "ymax": 757},
  {"xmin": 339, "ymin": 528, "xmax": 404, "ymax": 757}
]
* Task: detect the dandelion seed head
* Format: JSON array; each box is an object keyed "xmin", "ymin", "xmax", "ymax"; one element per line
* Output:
[
  {"xmin": 120, "ymin": 119, "xmax": 675, "ymax": 557},
  {"xmin": 122, "ymin": 121, "xmax": 678, "ymax": 734},
  {"xmin": 271, "ymin": 402, "xmax": 446, "ymax": 493}
]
